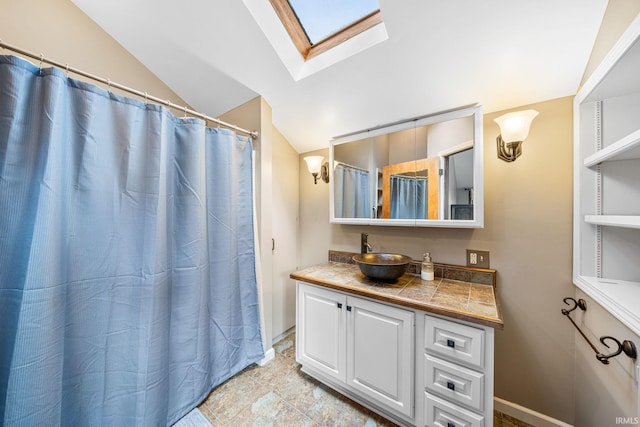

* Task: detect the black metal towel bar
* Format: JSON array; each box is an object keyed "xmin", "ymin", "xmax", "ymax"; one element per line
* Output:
[{"xmin": 561, "ymin": 297, "xmax": 637, "ymax": 365}]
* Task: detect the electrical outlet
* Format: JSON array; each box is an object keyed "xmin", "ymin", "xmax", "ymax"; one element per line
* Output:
[{"xmin": 466, "ymin": 249, "xmax": 490, "ymax": 268}]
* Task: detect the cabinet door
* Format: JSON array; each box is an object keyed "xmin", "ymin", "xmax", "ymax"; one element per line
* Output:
[
  {"xmin": 347, "ymin": 296, "xmax": 415, "ymax": 418},
  {"xmin": 297, "ymin": 283, "xmax": 347, "ymax": 382}
]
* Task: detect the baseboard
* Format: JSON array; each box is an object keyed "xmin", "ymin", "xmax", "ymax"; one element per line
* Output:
[
  {"xmin": 494, "ymin": 397, "xmax": 573, "ymax": 427},
  {"xmin": 257, "ymin": 347, "xmax": 275, "ymax": 366},
  {"xmin": 272, "ymin": 326, "xmax": 296, "ymax": 344}
]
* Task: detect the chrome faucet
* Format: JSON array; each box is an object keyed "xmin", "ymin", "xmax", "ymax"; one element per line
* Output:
[{"xmin": 361, "ymin": 233, "xmax": 372, "ymax": 254}]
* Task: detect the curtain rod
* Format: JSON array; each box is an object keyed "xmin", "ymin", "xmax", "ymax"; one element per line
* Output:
[
  {"xmin": 0, "ymin": 39, "xmax": 258, "ymax": 139},
  {"xmin": 335, "ymin": 161, "xmax": 368, "ymax": 173}
]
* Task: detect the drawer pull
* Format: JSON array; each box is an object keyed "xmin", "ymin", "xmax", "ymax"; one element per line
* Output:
[
  {"xmin": 337, "ymin": 302, "xmax": 342, "ymax": 309},
  {"xmin": 347, "ymin": 305, "xmax": 352, "ymax": 311},
  {"xmin": 447, "ymin": 381, "xmax": 455, "ymax": 391},
  {"xmin": 446, "ymin": 339, "xmax": 456, "ymax": 348},
  {"xmin": 447, "ymin": 423, "xmax": 456, "ymax": 427}
]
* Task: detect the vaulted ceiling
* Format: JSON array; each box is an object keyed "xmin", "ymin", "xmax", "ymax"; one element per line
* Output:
[{"xmin": 72, "ymin": 0, "xmax": 608, "ymax": 153}]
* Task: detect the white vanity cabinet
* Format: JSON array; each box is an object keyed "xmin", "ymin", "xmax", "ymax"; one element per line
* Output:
[
  {"xmin": 296, "ymin": 281, "xmax": 496, "ymax": 427},
  {"xmin": 573, "ymin": 14, "xmax": 640, "ymax": 336},
  {"xmin": 296, "ymin": 282, "xmax": 415, "ymax": 421}
]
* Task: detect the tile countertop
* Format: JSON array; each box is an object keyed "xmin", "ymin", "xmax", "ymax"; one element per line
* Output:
[{"xmin": 290, "ymin": 261, "xmax": 503, "ymax": 329}]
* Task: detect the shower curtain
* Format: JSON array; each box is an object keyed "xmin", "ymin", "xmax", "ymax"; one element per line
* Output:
[
  {"xmin": 390, "ymin": 176, "xmax": 428, "ymax": 219},
  {"xmin": 0, "ymin": 55, "xmax": 264, "ymax": 426},
  {"xmin": 333, "ymin": 164, "xmax": 370, "ymax": 218}
]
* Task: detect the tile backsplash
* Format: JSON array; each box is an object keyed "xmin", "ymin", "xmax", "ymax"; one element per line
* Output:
[{"xmin": 328, "ymin": 250, "xmax": 496, "ymax": 287}]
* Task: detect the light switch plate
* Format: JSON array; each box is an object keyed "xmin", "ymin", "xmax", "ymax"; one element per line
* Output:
[{"xmin": 466, "ymin": 249, "xmax": 490, "ymax": 268}]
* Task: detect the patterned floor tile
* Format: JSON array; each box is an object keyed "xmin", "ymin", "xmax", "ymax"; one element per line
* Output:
[{"xmin": 198, "ymin": 331, "xmax": 528, "ymax": 427}]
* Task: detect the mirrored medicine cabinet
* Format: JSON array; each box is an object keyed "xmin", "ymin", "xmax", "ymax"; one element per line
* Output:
[{"xmin": 330, "ymin": 105, "xmax": 483, "ymax": 228}]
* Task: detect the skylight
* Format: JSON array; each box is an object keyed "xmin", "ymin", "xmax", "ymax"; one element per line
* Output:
[
  {"xmin": 288, "ymin": 0, "xmax": 380, "ymax": 45},
  {"xmin": 269, "ymin": 0, "xmax": 383, "ymax": 60}
]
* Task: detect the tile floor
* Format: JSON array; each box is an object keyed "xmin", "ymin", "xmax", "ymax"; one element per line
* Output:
[
  {"xmin": 198, "ymin": 331, "xmax": 534, "ymax": 427},
  {"xmin": 493, "ymin": 411, "xmax": 536, "ymax": 427}
]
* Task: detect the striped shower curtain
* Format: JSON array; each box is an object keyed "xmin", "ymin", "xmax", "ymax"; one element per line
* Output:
[
  {"xmin": 333, "ymin": 164, "xmax": 370, "ymax": 218},
  {"xmin": 0, "ymin": 55, "xmax": 264, "ymax": 426},
  {"xmin": 390, "ymin": 176, "xmax": 428, "ymax": 219}
]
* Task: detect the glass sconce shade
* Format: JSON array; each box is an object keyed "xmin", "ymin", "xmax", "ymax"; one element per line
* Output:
[
  {"xmin": 303, "ymin": 156, "xmax": 324, "ymax": 174},
  {"xmin": 494, "ymin": 109, "xmax": 539, "ymax": 143},
  {"xmin": 303, "ymin": 155, "xmax": 329, "ymax": 184},
  {"xmin": 494, "ymin": 109, "xmax": 539, "ymax": 162}
]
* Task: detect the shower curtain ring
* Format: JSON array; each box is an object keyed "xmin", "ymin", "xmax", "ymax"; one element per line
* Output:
[
  {"xmin": 65, "ymin": 64, "xmax": 69, "ymax": 77},
  {"xmin": 39, "ymin": 54, "xmax": 44, "ymax": 74},
  {"xmin": 107, "ymin": 79, "xmax": 112, "ymax": 92},
  {"xmin": 183, "ymin": 106, "xmax": 188, "ymax": 118}
]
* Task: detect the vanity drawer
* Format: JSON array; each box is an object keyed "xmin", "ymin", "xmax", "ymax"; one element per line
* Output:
[
  {"xmin": 425, "ymin": 316, "xmax": 485, "ymax": 369},
  {"xmin": 424, "ymin": 354, "xmax": 484, "ymax": 411},
  {"xmin": 425, "ymin": 392, "xmax": 484, "ymax": 427}
]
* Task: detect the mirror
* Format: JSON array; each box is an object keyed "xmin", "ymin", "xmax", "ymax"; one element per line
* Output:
[{"xmin": 330, "ymin": 105, "xmax": 483, "ymax": 227}]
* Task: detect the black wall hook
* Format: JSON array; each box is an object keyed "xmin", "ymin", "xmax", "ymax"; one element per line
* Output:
[{"xmin": 596, "ymin": 336, "xmax": 638, "ymax": 365}]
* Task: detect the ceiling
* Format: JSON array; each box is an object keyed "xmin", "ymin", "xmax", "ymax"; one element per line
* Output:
[{"xmin": 71, "ymin": 0, "xmax": 608, "ymax": 154}]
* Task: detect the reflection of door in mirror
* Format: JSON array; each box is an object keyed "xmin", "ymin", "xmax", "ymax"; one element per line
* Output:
[
  {"xmin": 381, "ymin": 157, "xmax": 439, "ymax": 219},
  {"xmin": 441, "ymin": 146, "xmax": 473, "ymax": 219}
]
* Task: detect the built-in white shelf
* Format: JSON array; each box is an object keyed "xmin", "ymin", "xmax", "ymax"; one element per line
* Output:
[
  {"xmin": 574, "ymin": 275, "xmax": 640, "ymax": 336},
  {"xmin": 584, "ymin": 128, "xmax": 640, "ymax": 167},
  {"xmin": 585, "ymin": 215, "xmax": 640, "ymax": 229},
  {"xmin": 574, "ymin": 14, "xmax": 640, "ymax": 337},
  {"xmin": 577, "ymin": 15, "xmax": 640, "ymax": 104}
]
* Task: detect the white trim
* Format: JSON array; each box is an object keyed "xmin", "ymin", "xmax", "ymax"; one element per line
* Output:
[
  {"xmin": 329, "ymin": 105, "xmax": 484, "ymax": 228},
  {"xmin": 331, "ymin": 105, "xmax": 480, "ymax": 146},
  {"xmin": 438, "ymin": 140, "xmax": 474, "ymax": 157},
  {"xmin": 494, "ymin": 397, "xmax": 574, "ymax": 427},
  {"xmin": 574, "ymin": 275, "xmax": 640, "ymax": 337},
  {"xmin": 576, "ymin": 13, "xmax": 640, "ymax": 104},
  {"xmin": 242, "ymin": 0, "xmax": 388, "ymax": 81},
  {"xmin": 272, "ymin": 326, "xmax": 296, "ymax": 345},
  {"xmin": 257, "ymin": 348, "xmax": 275, "ymax": 366}
]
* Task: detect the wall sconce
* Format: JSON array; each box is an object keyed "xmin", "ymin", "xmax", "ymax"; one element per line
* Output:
[
  {"xmin": 494, "ymin": 109, "xmax": 539, "ymax": 162},
  {"xmin": 303, "ymin": 155, "xmax": 329, "ymax": 184}
]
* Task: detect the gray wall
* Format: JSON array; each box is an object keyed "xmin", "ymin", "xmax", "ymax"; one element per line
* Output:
[
  {"xmin": 299, "ymin": 96, "xmax": 576, "ymax": 423},
  {"xmin": 574, "ymin": 290, "xmax": 639, "ymax": 427}
]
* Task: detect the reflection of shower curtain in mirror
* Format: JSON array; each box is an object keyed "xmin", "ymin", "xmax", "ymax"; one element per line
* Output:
[
  {"xmin": 390, "ymin": 176, "xmax": 428, "ymax": 219},
  {"xmin": 334, "ymin": 164, "xmax": 370, "ymax": 218}
]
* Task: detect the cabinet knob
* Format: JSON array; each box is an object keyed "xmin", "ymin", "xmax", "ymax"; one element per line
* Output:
[
  {"xmin": 347, "ymin": 305, "xmax": 352, "ymax": 312},
  {"xmin": 446, "ymin": 339, "xmax": 456, "ymax": 348},
  {"xmin": 447, "ymin": 423, "xmax": 456, "ymax": 427},
  {"xmin": 337, "ymin": 303, "xmax": 342, "ymax": 309},
  {"xmin": 447, "ymin": 381, "xmax": 455, "ymax": 391}
]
